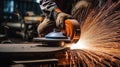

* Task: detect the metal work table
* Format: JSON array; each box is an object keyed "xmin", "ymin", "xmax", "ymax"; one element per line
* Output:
[
  {"xmin": 0, "ymin": 44, "xmax": 69, "ymax": 67},
  {"xmin": 0, "ymin": 44, "xmax": 68, "ymax": 52}
]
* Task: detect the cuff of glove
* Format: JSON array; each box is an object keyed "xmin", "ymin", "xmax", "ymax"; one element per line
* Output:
[
  {"xmin": 53, "ymin": 8, "xmax": 62, "ymax": 20},
  {"xmin": 55, "ymin": 8, "xmax": 62, "ymax": 13}
]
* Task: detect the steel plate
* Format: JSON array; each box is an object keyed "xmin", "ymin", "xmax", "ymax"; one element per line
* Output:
[{"xmin": 33, "ymin": 37, "xmax": 70, "ymax": 42}]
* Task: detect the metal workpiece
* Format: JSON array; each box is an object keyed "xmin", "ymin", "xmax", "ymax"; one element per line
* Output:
[
  {"xmin": 0, "ymin": 44, "xmax": 69, "ymax": 53},
  {"xmin": 0, "ymin": 44, "xmax": 70, "ymax": 67}
]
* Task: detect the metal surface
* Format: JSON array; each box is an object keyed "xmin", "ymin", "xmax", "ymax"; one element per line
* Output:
[
  {"xmin": 0, "ymin": 44, "xmax": 66, "ymax": 67},
  {"xmin": 13, "ymin": 59, "xmax": 58, "ymax": 64},
  {"xmin": 33, "ymin": 37, "xmax": 70, "ymax": 42},
  {"xmin": 0, "ymin": 34, "xmax": 6, "ymax": 38},
  {"xmin": 0, "ymin": 34, "xmax": 6, "ymax": 43},
  {"xmin": 0, "ymin": 44, "xmax": 69, "ymax": 52},
  {"xmin": 12, "ymin": 59, "xmax": 58, "ymax": 67}
]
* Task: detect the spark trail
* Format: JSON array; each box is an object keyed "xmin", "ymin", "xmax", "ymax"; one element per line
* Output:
[{"xmin": 63, "ymin": 1, "xmax": 120, "ymax": 67}]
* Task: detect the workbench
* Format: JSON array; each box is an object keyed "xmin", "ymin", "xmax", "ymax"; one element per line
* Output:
[{"xmin": 0, "ymin": 44, "xmax": 69, "ymax": 67}]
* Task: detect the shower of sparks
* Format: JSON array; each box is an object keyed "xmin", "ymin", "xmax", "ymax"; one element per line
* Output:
[
  {"xmin": 62, "ymin": 1, "xmax": 120, "ymax": 67},
  {"xmin": 70, "ymin": 39, "xmax": 89, "ymax": 49},
  {"xmin": 71, "ymin": 1, "xmax": 120, "ymax": 50}
]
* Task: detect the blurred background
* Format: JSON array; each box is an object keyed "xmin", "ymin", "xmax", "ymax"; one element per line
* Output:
[{"xmin": 0, "ymin": 0, "xmax": 42, "ymax": 43}]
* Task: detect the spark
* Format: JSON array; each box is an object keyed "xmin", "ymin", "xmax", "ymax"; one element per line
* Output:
[
  {"xmin": 70, "ymin": 39, "xmax": 88, "ymax": 49},
  {"xmin": 70, "ymin": 1, "xmax": 120, "ymax": 50},
  {"xmin": 60, "ymin": 1, "xmax": 120, "ymax": 67}
]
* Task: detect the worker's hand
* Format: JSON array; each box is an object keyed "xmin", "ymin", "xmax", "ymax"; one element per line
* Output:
[
  {"xmin": 56, "ymin": 12, "xmax": 72, "ymax": 29},
  {"xmin": 37, "ymin": 17, "xmax": 55, "ymax": 36}
]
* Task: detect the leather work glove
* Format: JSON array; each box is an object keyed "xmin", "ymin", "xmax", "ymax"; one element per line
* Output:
[
  {"xmin": 54, "ymin": 8, "xmax": 72, "ymax": 29},
  {"xmin": 56, "ymin": 12, "xmax": 72, "ymax": 29},
  {"xmin": 37, "ymin": 17, "xmax": 55, "ymax": 36}
]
